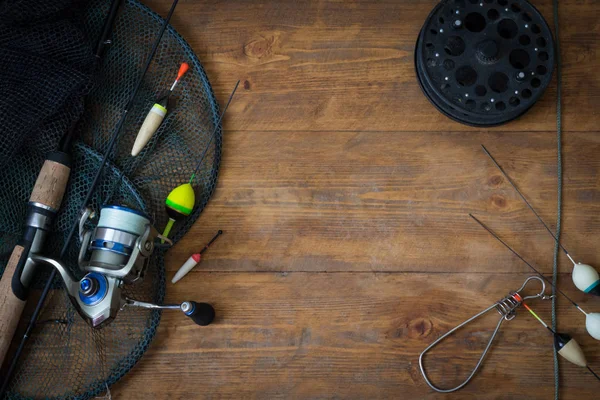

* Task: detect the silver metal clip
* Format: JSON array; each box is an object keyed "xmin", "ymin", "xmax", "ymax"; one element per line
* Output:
[{"xmin": 419, "ymin": 276, "xmax": 547, "ymax": 393}]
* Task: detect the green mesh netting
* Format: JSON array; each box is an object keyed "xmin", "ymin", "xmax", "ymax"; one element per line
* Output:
[{"xmin": 0, "ymin": 0, "xmax": 221, "ymax": 397}]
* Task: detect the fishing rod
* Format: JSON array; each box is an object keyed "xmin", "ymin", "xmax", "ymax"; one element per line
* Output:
[
  {"xmin": 481, "ymin": 144, "xmax": 600, "ymax": 296},
  {"xmin": 0, "ymin": 0, "xmax": 124, "ymax": 377},
  {"xmin": 0, "ymin": 0, "xmax": 181, "ymax": 392},
  {"xmin": 59, "ymin": 0, "xmax": 124, "ymax": 154},
  {"xmin": 469, "ymin": 213, "xmax": 600, "ymax": 341}
]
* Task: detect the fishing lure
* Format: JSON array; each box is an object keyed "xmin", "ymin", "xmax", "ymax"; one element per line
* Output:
[{"xmin": 420, "ymin": 276, "xmax": 549, "ymax": 393}]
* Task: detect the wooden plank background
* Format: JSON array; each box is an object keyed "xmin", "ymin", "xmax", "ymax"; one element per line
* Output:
[{"xmin": 113, "ymin": 0, "xmax": 600, "ymax": 398}]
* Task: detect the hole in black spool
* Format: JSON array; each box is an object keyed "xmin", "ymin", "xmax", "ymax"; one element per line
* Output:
[
  {"xmin": 468, "ymin": 0, "xmax": 478, "ymax": 3},
  {"xmin": 531, "ymin": 24, "xmax": 540, "ymax": 34},
  {"xmin": 495, "ymin": 101, "xmax": 506, "ymax": 110},
  {"xmin": 444, "ymin": 36, "xmax": 466, "ymax": 56},
  {"xmin": 427, "ymin": 58, "xmax": 437, "ymax": 67},
  {"xmin": 487, "ymin": 9, "xmax": 499, "ymax": 20},
  {"xmin": 531, "ymin": 78, "xmax": 541, "ymax": 88},
  {"xmin": 485, "ymin": 0, "xmax": 494, "ymax": 3},
  {"xmin": 441, "ymin": 83, "xmax": 451, "ymax": 91},
  {"xmin": 522, "ymin": 12, "xmax": 532, "ymax": 22},
  {"xmin": 509, "ymin": 96, "xmax": 520, "ymax": 107},
  {"xmin": 489, "ymin": 72, "xmax": 509, "ymax": 93},
  {"xmin": 443, "ymin": 59, "xmax": 455, "ymax": 70},
  {"xmin": 481, "ymin": 102, "xmax": 492, "ymax": 111},
  {"xmin": 519, "ymin": 35, "xmax": 530, "ymax": 45},
  {"xmin": 536, "ymin": 37, "xmax": 546, "ymax": 47},
  {"xmin": 498, "ymin": 0, "xmax": 508, "ymax": 5},
  {"xmin": 498, "ymin": 19, "xmax": 518, "ymax": 39},
  {"xmin": 536, "ymin": 65, "xmax": 547, "ymax": 75},
  {"xmin": 465, "ymin": 99, "xmax": 476, "ymax": 110},
  {"xmin": 538, "ymin": 51, "xmax": 549, "ymax": 61},
  {"xmin": 426, "ymin": 42, "xmax": 434, "ymax": 48},
  {"xmin": 439, "ymin": 17, "xmax": 445, "ymax": 24},
  {"xmin": 522, "ymin": 89, "xmax": 532, "ymax": 98},
  {"xmin": 509, "ymin": 49, "xmax": 530, "ymax": 69},
  {"xmin": 511, "ymin": 3, "xmax": 521, "ymax": 12},
  {"xmin": 465, "ymin": 12, "xmax": 486, "ymax": 32},
  {"xmin": 455, "ymin": 66, "xmax": 478, "ymax": 87},
  {"xmin": 475, "ymin": 85, "xmax": 487, "ymax": 96},
  {"xmin": 430, "ymin": 29, "xmax": 438, "ymax": 35}
]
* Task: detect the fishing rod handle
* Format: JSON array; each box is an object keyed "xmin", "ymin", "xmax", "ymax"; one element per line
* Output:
[
  {"xmin": 29, "ymin": 152, "xmax": 71, "ymax": 211},
  {"xmin": 0, "ymin": 151, "xmax": 71, "ymax": 367},
  {"xmin": 0, "ymin": 246, "xmax": 27, "ymax": 367}
]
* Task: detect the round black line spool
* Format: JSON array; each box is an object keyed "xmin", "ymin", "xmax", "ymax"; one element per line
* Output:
[{"xmin": 415, "ymin": 0, "xmax": 554, "ymax": 127}]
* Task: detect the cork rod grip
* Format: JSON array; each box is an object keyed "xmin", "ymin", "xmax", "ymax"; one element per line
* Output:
[
  {"xmin": 0, "ymin": 245, "xmax": 27, "ymax": 367},
  {"xmin": 29, "ymin": 160, "xmax": 71, "ymax": 211}
]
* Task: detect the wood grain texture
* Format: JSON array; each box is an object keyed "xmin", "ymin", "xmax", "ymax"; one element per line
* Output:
[
  {"xmin": 113, "ymin": 273, "xmax": 598, "ymax": 399},
  {"xmin": 111, "ymin": 0, "xmax": 600, "ymax": 399},
  {"xmin": 0, "ymin": 245, "xmax": 26, "ymax": 367},
  {"xmin": 167, "ymin": 131, "xmax": 600, "ymax": 276},
  {"xmin": 144, "ymin": 0, "xmax": 599, "ymax": 133}
]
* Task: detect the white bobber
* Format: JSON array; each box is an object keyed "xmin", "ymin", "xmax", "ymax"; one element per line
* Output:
[
  {"xmin": 172, "ymin": 254, "xmax": 200, "ymax": 284},
  {"xmin": 571, "ymin": 262, "xmax": 600, "ymax": 296},
  {"xmin": 470, "ymin": 214, "xmax": 600, "ymax": 342},
  {"xmin": 585, "ymin": 313, "xmax": 600, "ymax": 340}
]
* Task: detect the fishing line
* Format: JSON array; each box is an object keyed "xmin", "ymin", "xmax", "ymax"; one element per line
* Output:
[
  {"xmin": 480, "ymin": 145, "xmax": 571, "ymax": 260},
  {"xmin": 189, "ymin": 80, "xmax": 240, "ymax": 184},
  {"xmin": 469, "ymin": 214, "xmax": 585, "ymax": 314},
  {"xmin": 159, "ymin": 80, "xmax": 240, "ymax": 242},
  {"xmin": 470, "ymin": 214, "xmax": 600, "ymax": 342},
  {"xmin": 552, "ymin": 0, "xmax": 563, "ymax": 396}
]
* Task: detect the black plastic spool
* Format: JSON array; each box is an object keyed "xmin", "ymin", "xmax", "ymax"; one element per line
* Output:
[{"xmin": 415, "ymin": 0, "xmax": 554, "ymax": 127}]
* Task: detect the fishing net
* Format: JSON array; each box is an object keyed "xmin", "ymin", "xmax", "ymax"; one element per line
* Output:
[{"xmin": 0, "ymin": 0, "xmax": 221, "ymax": 397}]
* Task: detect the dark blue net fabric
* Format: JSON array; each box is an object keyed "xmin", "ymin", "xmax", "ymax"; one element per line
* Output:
[{"xmin": 0, "ymin": 0, "xmax": 220, "ymax": 397}]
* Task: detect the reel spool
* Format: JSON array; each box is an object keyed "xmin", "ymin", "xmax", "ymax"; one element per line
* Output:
[
  {"xmin": 80, "ymin": 205, "xmax": 157, "ymax": 281},
  {"xmin": 415, "ymin": 0, "xmax": 554, "ymax": 126},
  {"xmin": 31, "ymin": 205, "xmax": 215, "ymax": 328}
]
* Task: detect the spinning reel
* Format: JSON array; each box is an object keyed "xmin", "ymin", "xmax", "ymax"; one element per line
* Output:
[{"xmin": 30, "ymin": 205, "xmax": 215, "ymax": 328}]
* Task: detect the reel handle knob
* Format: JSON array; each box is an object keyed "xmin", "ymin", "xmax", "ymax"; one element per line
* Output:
[{"xmin": 181, "ymin": 301, "xmax": 215, "ymax": 326}]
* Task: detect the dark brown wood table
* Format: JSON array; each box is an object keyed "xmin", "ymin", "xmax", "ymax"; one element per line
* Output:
[{"xmin": 113, "ymin": 1, "xmax": 600, "ymax": 398}]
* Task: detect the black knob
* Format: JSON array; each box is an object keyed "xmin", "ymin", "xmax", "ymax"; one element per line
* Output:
[
  {"xmin": 182, "ymin": 301, "xmax": 215, "ymax": 326},
  {"xmin": 476, "ymin": 39, "xmax": 499, "ymax": 64}
]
